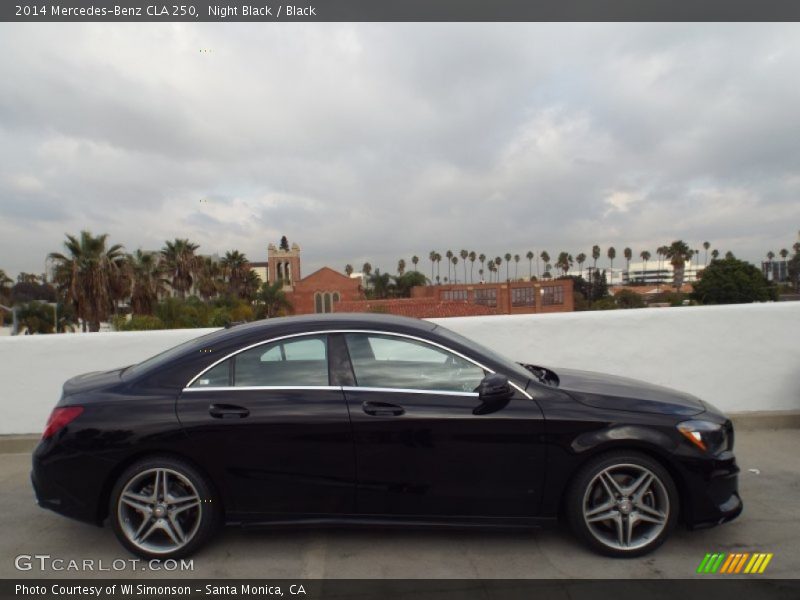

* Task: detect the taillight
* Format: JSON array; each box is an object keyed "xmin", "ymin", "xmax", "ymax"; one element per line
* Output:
[{"xmin": 42, "ymin": 406, "xmax": 84, "ymax": 440}]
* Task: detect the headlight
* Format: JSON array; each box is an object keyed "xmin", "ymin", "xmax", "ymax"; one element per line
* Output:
[{"xmin": 677, "ymin": 420, "xmax": 730, "ymax": 454}]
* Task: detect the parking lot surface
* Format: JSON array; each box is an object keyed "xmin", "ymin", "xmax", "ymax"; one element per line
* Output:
[{"xmin": 2, "ymin": 429, "xmax": 798, "ymax": 579}]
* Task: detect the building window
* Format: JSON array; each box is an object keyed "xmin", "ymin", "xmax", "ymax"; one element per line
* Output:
[
  {"xmin": 474, "ymin": 288, "xmax": 497, "ymax": 307},
  {"xmin": 314, "ymin": 293, "xmax": 323, "ymax": 313},
  {"xmin": 323, "ymin": 292, "xmax": 332, "ymax": 313},
  {"xmin": 511, "ymin": 287, "xmax": 535, "ymax": 307},
  {"xmin": 542, "ymin": 285, "xmax": 564, "ymax": 306},
  {"xmin": 442, "ymin": 289, "xmax": 468, "ymax": 301}
]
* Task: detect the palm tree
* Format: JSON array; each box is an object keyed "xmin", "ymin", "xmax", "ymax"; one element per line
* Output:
[
  {"xmin": 242, "ymin": 270, "xmax": 262, "ymax": 302},
  {"xmin": 128, "ymin": 249, "xmax": 169, "ymax": 315},
  {"xmin": 607, "ymin": 247, "xmax": 616, "ymax": 286},
  {"xmin": 639, "ymin": 250, "xmax": 651, "ymax": 284},
  {"xmin": 49, "ymin": 231, "xmax": 125, "ymax": 332},
  {"xmin": 397, "ymin": 258, "xmax": 406, "ymax": 276},
  {"xmin": 665, "ymin": 240, "xmax": 692, "ymax": 291},
  {"xmin": 161, "ymin": 238, "xmax": 200, "ymax": 299},
  {"xmin": 258, "ymin": 281, "xmax": 293, "ymax": 318},
  {"xmin": 766, "ymin": 251, "xmax": 776, "ymax": 281},
  {"xmin": 451, "ymin": 256, "xmax": 459, "ymax": 283},
  {"xmin": 526, "ymin": 251, "xmax": 534, "ymax": 280},
  {"xmin": 344, "ymin": 264, "xmax": 354, "ymax": 277},
  {"xmin": 435, "ymin": 253, "xmax": 442, "ymax": 283},
  {"xmin": 779, "ymin": 248, "xmax": 789, "ymax": 282},
  {"xmin": 369, "ymin": 269, "xmax": 393, "ymax": 299},
  {"xmin": 494, "ymin": 256, "xmax": 502, "ymax": 281},
  {"xmin": 429, "ymin": 251, "xmax": 437, "ymax": 283},
  {"xmin": 478, "ymin": 253, "xmax": 486, "ymax": 281},
  {"xmin": 540, "ymin": 251, "xmax": 550, "ymax": 279},
  {"xmin": 575, "ymin": 253, "xmax": 586, "ymax": 279},
  {"xmin": 623, "ymin": 247, "xmax": 632, "ymax": 281},
  {"xmin": 444, "ymin": 250, "xmax": 453, "ymax": 283},
  {"xmin": 459, "ymin": 250, "xmax": 468, "ymax": 283},
  {"xmin": 703, "ymin": 241, "xmax": 711, "ymax": 265},
  {"xmin": 468, "ymin": 251, "xmax": 476, "ymax": 283},
  {"xmin": 196, "ymin": 256, "xmax": 224, "ymax": 301},
  {"xmin": 412, "ymin": 255, "xmax": 419, "ymax": 272},
  {"xmin": 711, "ymin": 249, "xmax": 720, "ymax": 260},
  {"xmin": 220, "ymin": 250, "xmax": 249, "ymax": 298},
  {"xmin": 592, "ymin": 245, "xmax": 601, "ymax": 271},
  {"xmin": 362, "ymin": 262, "xmax": 372, "ymax": 280},
  {"xmin": 513, "ymin": 254, "xmax": 520, "ymax": 279},
  {"xmin": 501, "ymin": 253, "xmax": 510, "ymax": 281},
  {"xmin": 556, "ymin": 252, "xmax": 572, "ymax": 277}
]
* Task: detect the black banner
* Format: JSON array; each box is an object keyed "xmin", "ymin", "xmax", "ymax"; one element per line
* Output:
[
  {"xmin": 3, "ymin": 580, "xmax": 800, "ymax": 600},
  {"xmin": 3, "ymin": 0, "xmax": 800, "ymax": 22}
]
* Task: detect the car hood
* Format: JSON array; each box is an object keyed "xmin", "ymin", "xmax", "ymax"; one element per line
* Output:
[
  {"xmin": 63, "ymin": 367, "xmax": 126, "ymax": 397},
  {"xmin": 552, "ymin": 367, "xmax": 706, "ymax": 417}
]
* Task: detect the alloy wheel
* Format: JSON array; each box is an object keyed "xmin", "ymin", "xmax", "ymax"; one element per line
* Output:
[
  {"xmin": 117, "ymin": 467, "xmax": 202, "ymax": 555},
  {"xmin": 582, "ymin": 463, "xmax": 670, "ymax": 551}
]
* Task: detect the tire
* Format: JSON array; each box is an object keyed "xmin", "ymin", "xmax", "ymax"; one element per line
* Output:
[
  {"xmin": 109, "ymin": 456, "xmax": 219, "ymax": 559},
  {"xmin": 565, "ymin": 450, "xmax": 679, "ymax": 557}
]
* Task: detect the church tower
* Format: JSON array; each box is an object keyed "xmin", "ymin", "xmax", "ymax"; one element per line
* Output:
[{"xmin": 267, "ymin": 242, "xmax": 301, "ymax": 288}]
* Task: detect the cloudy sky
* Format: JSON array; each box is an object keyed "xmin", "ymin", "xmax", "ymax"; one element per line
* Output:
[{"xmin": 1, "ymin": 23, "xmax": 799, "ymax": 279}]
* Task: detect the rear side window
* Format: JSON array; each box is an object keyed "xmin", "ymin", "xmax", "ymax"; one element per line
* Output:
[{"xmin": 189, "ymin": 335, "xmax": 329, "ymax": 388}]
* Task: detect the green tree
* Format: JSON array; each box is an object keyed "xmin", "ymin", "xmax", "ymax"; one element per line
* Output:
[
  {"xmin": 220, "ymin": 250, "xmax": 249, "ymax": 298},
  {"xmin": 665, "ymin": 240, "xmax": 692, "ymax": 291},
  {"xmin": 614, "ymin": 288, "xmax": 646, "ymax": 309},
  {"xmin": 526, "ymin": 250, "xmax": 534, "ymax": 280},
  {"xmin": 460, "ymin": 250, "xmax": 468, "ymax": 283},
  {"xmin": 412, "ymin": 255, "xmax": 419, "ymax": 272},
  {"xmin": 49, "ymin": 231, "xmax": 126, "ymax": 332},
  {"xmin": 539, "ymin": 251, "xmax": 550, "ymax": 279},
  {"xmin": 161, "ymin": 238, "xmax": 200, "ymax": 299},
  {"xmin": 575, "ymin": 252, "xmax": 586, "ymax": 280},
  {"xmin": 196, "ymin": 257, "xmax": 224, "ymax": 301},
  {"xmin": 257, "ymin": 280, "xmax": 293, "ymax": 318},
  {"xmin": 468, "ymin": 251, "xmax": 476, "ymax": 283},
  {"xmin": 592, "ymin": 245, "xmax": 601, "ymax": 271},
  {"xmin": 513, "ymin": 254, "xmax": 520, "ymax": 279},
  {"xmin": 479, "ymin": 254, "xmax": 486, "ymax": 281},
  {"xmin": 711, "ymin": 249, "xmax": 720, "ymax": 260},
  {"xmin": 703, "ymin": 241, "xmax": 711, "ymax": 265},
  {"xmin": 445, "ymin": 250, "xmax": 453, "ymax": 283},
  {"xmin": 344, "ymin": 264, "xmax": 354, "ymax": 277},
  {"xmin": 368, "ymin": 269, "xmax": 394, "ymax": 299},
  {"xmin": 691, "ymin": 257, "xmax": 777, "ymax": 304},
  {"xmin": 279, "ymin": 235, "xmax": 290, "ymax": 251},
  {"xmin": 607, "ymin": 247, "xmax": 616, "ymax": 286},
  {"xmin": 503, "ymin": 253, "xmax": 512, "ymax": 281},
  {"xmin": 397, "ymin": 258, "xmax": 406, "ymax": 276},
  {"xmin": 129, "ymin": 249, "xmax": 169, "ymax": 315},
  {"xmin": 394, "ymin": 271, "xmax": 428, "ymax": 297},
  {"xmin": 451, "ymin": 255, "xmax": 459, "ymax": 283},
  {"xmin": 639, "ymin": 250, "xmax": 651, "ymax": 284},
  {"xmin": 623, "ymin": 247, "xmax": 632, "ymax": 280}
]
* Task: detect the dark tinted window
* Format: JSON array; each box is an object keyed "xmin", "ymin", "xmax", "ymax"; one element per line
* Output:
[
  {"xmin": 344, "ymin": 333, "xmax": 484, "ymax": 393},
  {"xmin": 234, "ymin": 335, "xmax": 328, "ymax": 387},
  {"xmin": 189, "ymin": 359, "xmax": 231, "ymax": 388}
]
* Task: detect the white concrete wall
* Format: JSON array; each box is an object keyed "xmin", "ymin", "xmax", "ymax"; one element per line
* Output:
[{"xmin": 0, "ymin": 303, "xmax": 797, "ymax": 434}]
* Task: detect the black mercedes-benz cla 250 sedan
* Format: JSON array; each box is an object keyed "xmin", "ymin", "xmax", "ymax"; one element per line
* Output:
[{"xmin": 32, "ymin": 314, "xmax": 741, "ymax": 559}]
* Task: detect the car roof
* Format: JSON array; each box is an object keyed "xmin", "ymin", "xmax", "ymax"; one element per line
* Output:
[{"xmin": 221, "ymin": 312, "xmax": 438, "ymax": 338}]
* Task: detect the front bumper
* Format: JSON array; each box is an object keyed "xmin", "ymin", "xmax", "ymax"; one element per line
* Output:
[{"xmin": 675, "ymin": 450, "xmax": 743, "ymax": 529}]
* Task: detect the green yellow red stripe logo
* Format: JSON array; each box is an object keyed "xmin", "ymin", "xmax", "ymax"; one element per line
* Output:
[{"xmin": 697, "ymin": 552, "xmax": 773, "ymax": 574}]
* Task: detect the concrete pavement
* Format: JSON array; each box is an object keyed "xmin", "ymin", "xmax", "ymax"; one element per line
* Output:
[{"xmin": 2, "ymin": 429, "xmax": 798, "ymax": 579}]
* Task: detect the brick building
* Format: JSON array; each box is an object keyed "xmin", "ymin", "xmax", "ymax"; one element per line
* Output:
[
  {"xmin": 248, "ymin": 242, "xmax": 574, "ymax": 317},
  {"xmin": 411, "ymin": 280, "xmax": 574, "ymax": 314}
]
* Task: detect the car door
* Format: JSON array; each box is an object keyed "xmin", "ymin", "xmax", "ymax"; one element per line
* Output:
[
  {"xmin": 177, "ymin": 333, "xmax": 355, "ymax": 518},
  {"xmin": 337, "ymin": 331, "xmax": 546, "ymax": 519}
]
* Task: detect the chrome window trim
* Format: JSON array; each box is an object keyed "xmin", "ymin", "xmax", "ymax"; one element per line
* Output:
[
  {"xmin": 343, "ymin": 386, "xmax": 479, "ymax": 398},
  {"xmin": 182, "ymin": 328, "xmax": 532, "ymax": 399},
  {"xmin": 183, "ymin": 385, "xmax": 341, "ymax": 392}
]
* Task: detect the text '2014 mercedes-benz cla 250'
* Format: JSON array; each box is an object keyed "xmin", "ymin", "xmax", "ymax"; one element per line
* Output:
[{"xmin": 32, "ymin": 314, "xmax": 742, "ymax": 559}]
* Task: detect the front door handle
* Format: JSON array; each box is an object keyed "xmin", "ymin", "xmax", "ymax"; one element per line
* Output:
[
  {"xmin": 362, "ymin": 401, "xmax": 405, "ymax": 417},
  {"xmin": 209, "ymin": 403, "xmax": 250, "ymax": 419}
]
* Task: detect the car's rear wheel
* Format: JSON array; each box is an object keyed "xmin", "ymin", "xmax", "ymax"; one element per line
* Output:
[
  {"xmin": 109, "ymin": 456, "xmax": 218, "ymax": 559},
  {"xmin": 566, "ymin": 451, "xmax": 678, "ymax": 557}
]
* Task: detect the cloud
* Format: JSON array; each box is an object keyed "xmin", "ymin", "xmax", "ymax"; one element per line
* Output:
[{"xmin": 1, "ymin": 22, "xmax": 799, "ymax": 279}]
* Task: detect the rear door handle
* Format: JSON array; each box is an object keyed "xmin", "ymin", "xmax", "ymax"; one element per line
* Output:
[
  {"xmin": 209, "ymin": 404, "xmax": 250, "ymax": 419},
  {"xmin": 362, "ymin": 401, "xmax": 405, "ymax": 417}
]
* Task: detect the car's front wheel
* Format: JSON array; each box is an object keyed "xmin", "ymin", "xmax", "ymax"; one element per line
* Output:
[
  {"xmin": 566, "ymin": 450, "xmax": 678, "ymax": 557},
  {"xmin": 109, "ymin": 456, "xmax": 219, "ymax": 559}
]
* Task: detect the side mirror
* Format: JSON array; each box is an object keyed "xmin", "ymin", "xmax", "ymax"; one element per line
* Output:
[{"xmin": 473, "ymin": 373, "xmax": 514, "ymax": 415}]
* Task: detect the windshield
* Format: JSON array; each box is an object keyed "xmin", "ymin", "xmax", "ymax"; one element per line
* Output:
[
  {"xmin": 432, "ymin": 325, "xmax": 533, "ymax": 383},
  {"xmin": 124, "ymin": 329, "xmax": 222, "ymax": 378}
]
